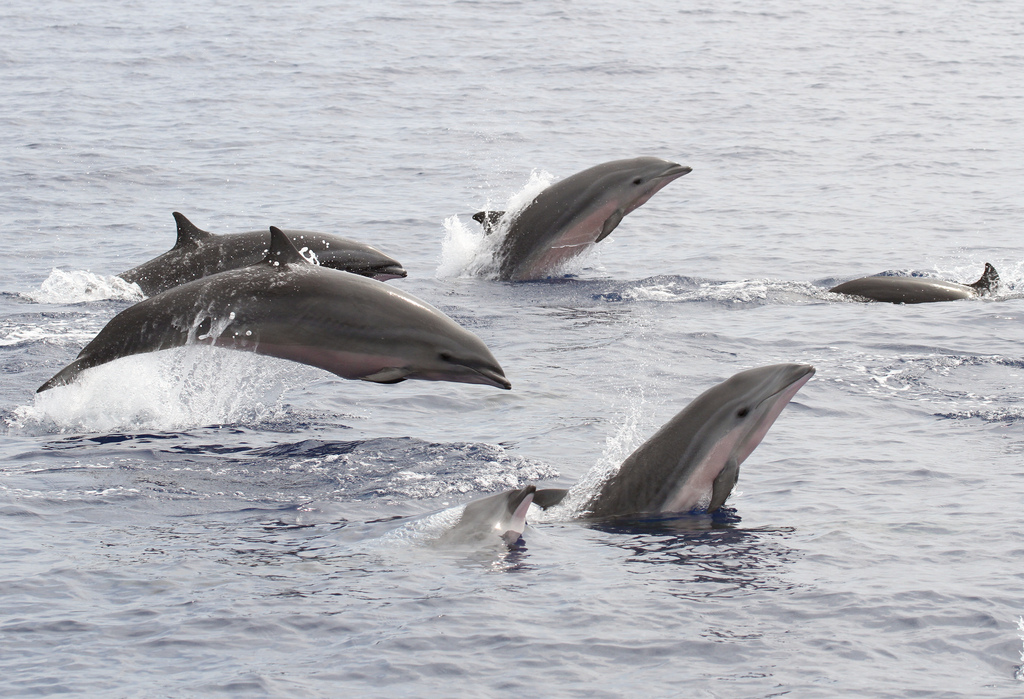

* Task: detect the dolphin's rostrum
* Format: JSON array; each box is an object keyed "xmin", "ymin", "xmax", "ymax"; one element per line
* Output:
[
  {"xmin": 119, "ymin": 212, "xmax": 407, "ymax": 296},
  {"xmin": 39, "ymin": 227, "xmax": 509, "ymax": 392}
]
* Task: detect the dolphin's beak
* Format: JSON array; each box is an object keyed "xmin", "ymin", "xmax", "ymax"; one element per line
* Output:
[
  {"xmin": 658, "ymin": 164, "xmax": 693, "ymax": 179},
  {"xmin": 371, "ymin": 264, "xmax": 408, "ymax": 280},
  {"xmin": 473, "ymin": 366, "xmax": 512, "ymax": 390}
]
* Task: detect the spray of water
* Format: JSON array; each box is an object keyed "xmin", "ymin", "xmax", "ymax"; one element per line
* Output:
[
  {"xmin": 21, "ymin": 269, "xmax": 145, "ymax": 304},
  {"xmin": 9, "ymin": 346, "xmax": 293, "ymax": 434},
  {"xmin": 436, "ymin": 170, "xmax": 554, "ymax": 279}
]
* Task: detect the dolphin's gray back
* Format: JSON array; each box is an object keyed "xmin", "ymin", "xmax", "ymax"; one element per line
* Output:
[
  {"xmin": 120, "ymin": 226, "xmax": 404, "ymax": 295},
  {"xmin": 830, "ymin": 276, "xmax": 977, "ymax": 304}
]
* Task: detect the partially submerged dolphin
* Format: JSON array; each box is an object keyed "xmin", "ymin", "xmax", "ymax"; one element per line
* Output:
[
  {"xmin": 830, "ymin": 263, "xmax": 998, "ymax": 304},
  {"xmin": 473, "ymin": 157, "xmax": 692, "ymax": 281},
  {"xmin": 119, "ymin": 212, "xmax": 407, "ymax": 296},
  {"xmin": 443, "ymin": 364, "xmax": 813, "ymax": 546},
  {"xmin": 39, "ymin": 227, "xmax": 509, "ymax": 392},
  {"xmin": 437, "ymin": 486, "xmax": 536, "ymax": 547}
]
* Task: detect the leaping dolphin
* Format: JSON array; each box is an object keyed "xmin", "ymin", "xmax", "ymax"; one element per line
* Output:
[
  {"xmin": 442, "ymin": 364, "xmax": 813, "ymax": 546},
  {"xmin": 830, "ymin": 263, "xmax": 998, "ymax": 304},
  {"xmin": 473, "ymin": 157, "xmax": 692, "ymax": 281},
  {"xmin": 39, "ymin": 227, "xmax": 509, "ymax": 392},
  {"xmin": 119, "ymin": 212, "xmax": 407, "ymax": 296}
]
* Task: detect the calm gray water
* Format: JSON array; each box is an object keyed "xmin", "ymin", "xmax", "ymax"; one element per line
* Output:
[{"xmin": 2, "ymin": 0, "xmax": 1024, "ymax": 696}]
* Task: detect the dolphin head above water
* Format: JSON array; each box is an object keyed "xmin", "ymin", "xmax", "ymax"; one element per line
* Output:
[
  {"xmin": 585, "ymin": 363, "xmax": 815, "ymax": 518},
  {"xmin": 477, "ymin": 157, "xmax": 692, "ymax": 281},
  {"xmin": 438, "ymin": 485, "xmax": 537, "ymax": 547}
]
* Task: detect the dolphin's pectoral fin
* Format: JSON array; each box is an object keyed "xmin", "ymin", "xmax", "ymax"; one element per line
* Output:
[
  {"xmin": 361, "ymin": 367, "xmax": 410, "ymax": 384},
  {"xmin": 595, "ymin": 209, "xmax": 624, "ymax": 243},
  {"xmin": 264, "ymin": 227, "xmax": 312, "ymax": 267},
  {"xmin": 472, "ymin": 211, "xmax": 506, "ymax": 235},
  {"xmin": 969, "ymin": 262, "xmax": 999, "ymax": 295},
  {"xmin": 532, "ymin": 488, "xmax": 569, "ymax": 509},
  {"xmin": 171, "ymin": 212, "xmax": 213, "ymax": 250},
  {"xmin": 708, "ymin": 458, "xmax": 740, "ymax": 513}
]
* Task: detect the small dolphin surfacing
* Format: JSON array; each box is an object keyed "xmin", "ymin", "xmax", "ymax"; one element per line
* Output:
[
  {"xmin": 119, "ymin": 212, "xmax": 406, "ymax": 296},
  {"xmin": 39, "ymin": 227, "xmax": 509, "ymax": 393},
  {"xmin": 473, "ymin": 157, "xmax": 691, "ymax": 281},
  {"xmin": 830, "ymin": 263, "xmax": 998, "ymax": 304}
]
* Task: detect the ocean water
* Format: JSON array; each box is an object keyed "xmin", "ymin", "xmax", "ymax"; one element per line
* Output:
[{"xmin": 2, "ymin": 0, "xmax": 1024, "ymax": 696}]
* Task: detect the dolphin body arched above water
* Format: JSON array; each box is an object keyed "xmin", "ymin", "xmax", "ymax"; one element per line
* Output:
[
  {"xmin": 473, "ymin": 157, "xmax": 692, "ymax": 282},
  {"xmin": 119, "ymin": 212, "xmax": 407, "ymax": 296},
  {"xmin": 829, "ymin": 263, "xmax": 998, "ymax": 304},
  {"xmin": 443, "ymin": 364, "xmax": 814, "ymax": 546},
  {"xmin": 39, "ymin": 228, "xmax": 509, "ymax": 393}
]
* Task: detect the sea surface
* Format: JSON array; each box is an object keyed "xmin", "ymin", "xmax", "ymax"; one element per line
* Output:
[{"xmin": 2, "ymin": 0, "xmax": 1023, "ymax": 696}]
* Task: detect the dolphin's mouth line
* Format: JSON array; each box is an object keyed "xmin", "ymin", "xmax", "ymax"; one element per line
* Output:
[
  {"xmin": 656, "ymin": 165, "xmax": 693, "ymax": 179},
  {"xmin": 757, "ymin": 369, "xmax": 815, "ymax": 408},
  {"xmin": 472, "ymin": 366, "xmax": 512, "ymax": 390}
]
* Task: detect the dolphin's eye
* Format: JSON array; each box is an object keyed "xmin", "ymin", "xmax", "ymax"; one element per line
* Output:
[
  {"xmin": 439, "ymin": 352, "xmax": 454, "ymax": 362},
  {"xmin": 737, "ymin": 407, "xmax": 750, "ymax": 418},
  {"xmin": 632, "ymin": 177, "xmax": 643, "ymax": 185}
]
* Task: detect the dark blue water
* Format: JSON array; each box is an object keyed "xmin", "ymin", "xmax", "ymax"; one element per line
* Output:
[{"xmin": 3, "ymin": 0, "xmax": 1024, "ymax": 695}]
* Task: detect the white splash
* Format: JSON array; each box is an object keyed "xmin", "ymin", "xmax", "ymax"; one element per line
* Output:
[
  {"xmin": 533, "ymin": 386, "xmax": 650, "ymax": 522},
  {"xmin": 21, "ymin": 269, "xmax": 145, "ymax": 304},
  {"xmin": 436, "ymin": 169, "xmax": 554, "ymax": 279},
  {"xmin": 1017, "ymin": 616, "xmax": 1024, "ymax": 681},
  {"xmin": 9, "ymin": 346, "xmax": 292, "ymax": 434}
]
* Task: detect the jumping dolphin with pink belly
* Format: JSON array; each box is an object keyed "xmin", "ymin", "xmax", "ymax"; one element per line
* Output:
[
  {"xmin": 473, "ymin": 157, "xmax": 692, "ymax": 281},
  {"xmin": 39, "ymin": 227, "xmax": 509, "ymax": 392},
  {"xmin": 119, "ymin": 212, "xmax": 406, "ymax": 296},
  {"xmin": 443, "ymin": 364, "xmax": 814, "ymax": 546}
]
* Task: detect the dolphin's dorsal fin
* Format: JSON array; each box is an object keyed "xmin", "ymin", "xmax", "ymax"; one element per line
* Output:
[
  {"xmin": 968, "ymin": 262, "xmax": 999, "ymax": 294},
  {"xmin": 533, "ymin": 488, "xmax": 569, "ymax": 509},
  {"xmin": 472, "ymin": 211, "xmax": 506, "ymax": 235},
  {"xmin": 264, "ymin": 226, "xmax": 309, "ymax": 267},
  {"xmin": 171, "ymin": 212, "xmax": 213, "ymax": 250}
]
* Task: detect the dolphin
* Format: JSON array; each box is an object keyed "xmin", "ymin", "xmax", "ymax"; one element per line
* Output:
[
  {"xmin": 473, "ymin": 157, "xmax": 692, "ymax": 281},
  {"xmin": 39, "ymin": 227, "xmax": 509, "ymax": 392},
  {"xmin": 119, "ymin": 212, "xmax": 407, "ymax": 296},
  {"xmin": 829, "ymin": 263, "xmax": 998, "ymax": 304},
  {"xmin": 443, "ymin": 364, "xmax": 813, "ymax": 545},
  {"xmin": 436, "ymin": 485, "xmax": 536, "ymax": 547}
]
